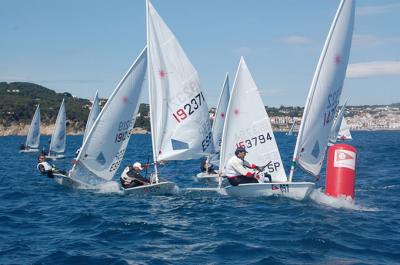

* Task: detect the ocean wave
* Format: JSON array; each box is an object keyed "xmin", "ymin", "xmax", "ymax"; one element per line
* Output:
[{"xmin": 310, "ymin": 188, "xmax": 379, "ymax": 211}]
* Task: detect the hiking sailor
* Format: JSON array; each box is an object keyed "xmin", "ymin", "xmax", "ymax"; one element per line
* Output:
[
  {"xmin": 120, "ymin": 162, "xmax": 150, "ymax": 189},
  {"xmin": 37, "ymin": 153, "xmax": 65, "ymax": 178},
  {"xmin": 200, "ymin": 157, "xmax": 217, "ymax": 174},
  {"xmin": 225, "ymin": 146, "xmax": 271, "ymax": 186}
]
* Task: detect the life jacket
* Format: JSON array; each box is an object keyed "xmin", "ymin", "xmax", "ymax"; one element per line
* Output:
[{"xmin": 37, "ymin": 161, "xmax": 53, "ymax": 174}]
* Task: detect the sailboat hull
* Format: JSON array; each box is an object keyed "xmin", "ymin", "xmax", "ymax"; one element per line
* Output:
[
  {"xmin": 19, "ymin": 148, "xmax": 39, "ymax": 153},
  {"xmin": 53, "ymin": 173, "xmax": 92, "ymax": 189},
  {"xmin": 46, "ymin": 154, "xmax": 65, "ymax": 160},
  {"xmin": 195, "ymin": 172, "xmax": 220, "ymax": 183},
  {"xmin": 122, "ymin": 181, "xmax": 178, "ymax": 196},
  {"xmin": 223, "ymin": 182, "xmax": 315, "ymax": 200}
]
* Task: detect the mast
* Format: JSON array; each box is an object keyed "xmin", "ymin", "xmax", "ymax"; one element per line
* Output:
[{"xmin": 146, "ymin": 0, "xmax": 159, "ymax": 183}]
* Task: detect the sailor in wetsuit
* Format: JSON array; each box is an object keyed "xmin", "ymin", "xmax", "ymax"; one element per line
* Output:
[
  {"xmin": 37, "ymin": 153, "xmax": 65, "ymax": 178},
  {"xmin": 120, "ymin": 162, "xmax": 150, "ymax": 189}
]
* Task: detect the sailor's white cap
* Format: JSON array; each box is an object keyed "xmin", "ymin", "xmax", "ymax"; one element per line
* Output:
[{"xmin": 133, "ymin": 162, "xmax": 143, "ymax": 170}]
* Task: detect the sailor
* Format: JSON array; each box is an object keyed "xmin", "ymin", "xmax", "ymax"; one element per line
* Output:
[
  {"xmin": 225, "ymin": 146, "xmax": 271, "ymax": 186},
  {"xmin": 19, "ymin": 143, "xmax": 26, "ymax": 150},
  {"xmin": 200, "ymin": 157, "xmax": 217, "ymax": 174},
  {"xmin": 37, "ymin": 153, "xmax": 64, "ymax": 178},
  {"xmin": 120, "ymin": 162, "xmax": 150, "ymax": 189}
]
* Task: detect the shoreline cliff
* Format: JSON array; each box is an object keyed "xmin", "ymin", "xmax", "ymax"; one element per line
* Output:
[{"xmin": 0, "ymin": 123, "xmax": 149, "ymax": 136}]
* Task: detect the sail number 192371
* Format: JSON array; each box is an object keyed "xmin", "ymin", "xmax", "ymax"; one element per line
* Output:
[{"xmin": 172, "ymin": 92, "xmax": 206, "ymax": 123}]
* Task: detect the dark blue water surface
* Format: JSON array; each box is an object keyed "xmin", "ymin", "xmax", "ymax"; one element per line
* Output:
[{"xmin": 1, "ymin": 131, "xmax": 399, "ymax": 265}]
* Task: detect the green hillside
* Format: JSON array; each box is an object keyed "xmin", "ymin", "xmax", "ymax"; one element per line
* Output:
[
  {"xmin": 0, "ymin": 82, "xmax": 151, "ymax": 131},
  {"xmin": 0, "ymin": 82, "xmax": 90, "ymax": 125}
]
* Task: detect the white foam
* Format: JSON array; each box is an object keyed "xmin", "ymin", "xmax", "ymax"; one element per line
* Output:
[
  {"xmin": 382, "ymin": 185, "xmax": 399, "ymax": 190},
  {"xmin": 310, "ymin": 188, "xmax": 379, "ymax": 212},
  {"xmin": 94, "ymin": 181, "xmax": 124, "ymax": 194}
]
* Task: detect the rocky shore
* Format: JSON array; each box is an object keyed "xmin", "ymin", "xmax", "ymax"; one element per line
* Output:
[{"xmin": 0, "ymin": 123, "xmax": 149, "ymax": 136}]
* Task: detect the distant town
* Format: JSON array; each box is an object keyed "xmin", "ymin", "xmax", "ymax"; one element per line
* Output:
[{"xmin": 265, "ymin": 104, "xmax": 400, "ymax": 131}]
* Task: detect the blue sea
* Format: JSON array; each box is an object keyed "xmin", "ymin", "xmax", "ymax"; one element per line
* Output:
[{"xmin": 1, "ymin": 131, "xmax": 399, "ymax": 265}]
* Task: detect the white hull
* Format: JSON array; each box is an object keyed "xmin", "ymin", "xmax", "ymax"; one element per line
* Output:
[
  {"xmin": 19, "ymin": 148, "xmax": 39, "ymax": 153},
  {"xmin": 46, "ymin": 154, "xmax": 65, "ymax": 160},
  {"xmin": 122, "ymin": 181, "xmax": 177, "ymax": 196},
  {"xmin": 186, "ymin": 187, "xmax": 225, "ymax": 195},
  {"xmin": 195, "ymin": 172, "xmax": 220, "ymax": 183},
  {"xmin": 53, "ymin": 173, "xmax": 92, "ymax": 189},
  {"xmin": 223, "ymin": 182, "xmax": 315, "ymax": 200}
]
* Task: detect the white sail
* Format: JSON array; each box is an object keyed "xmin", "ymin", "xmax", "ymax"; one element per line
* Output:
[
  {"xmin": 328, "ymin": 98, "xmax": 349, "ymax": 144},
  {"xmin": 82, "ymin": 91, "xmax": 101, "ymax": 144},
  {"xmin": 25, "ymin": 105, "xmax": 41, "ymax": 149},
  {"xmin": 220, "ymin": 57, "xmax": 287, "ymax": 182},
  {"xmin": 49, "ymin": 99, "xmax": 66, "ymax": 154},
  {"xmin": 210, "ymin": 73, "xmax": 230, "ymax": 163},
  {"xmin": 287, "ymin": 120, "xmax": 296, "ymax": 136},
  {"xmin": 290, "ymin": 0, "xmax": 355, "ymax": 180},
  {"xmin": 70, "ymin": 48, "xmax": 147, "ymax": 184},
  {"xmin": 338, "ymin": 118, "xmax": 352, "ymax": 140},
  {"xmin": 147, "ymin": 1, "xmax": 214, "ymax": 163}
]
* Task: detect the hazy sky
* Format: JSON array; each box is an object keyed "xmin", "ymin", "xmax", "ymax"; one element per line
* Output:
[{"xmin": 1, "ymin": 0, "xmax": 399, "ymax": 107}]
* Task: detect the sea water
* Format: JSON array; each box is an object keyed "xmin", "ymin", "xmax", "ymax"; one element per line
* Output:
[{"xmin": 0, "ymin": 131, "xmax": 399, "ymax": 264}]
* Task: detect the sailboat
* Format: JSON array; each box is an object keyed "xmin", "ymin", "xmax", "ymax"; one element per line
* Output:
[
  {"xmin": 196, "ymin": 73, "xmax": 230, "ymax": 183},
  {"xmin": 75, "ymin": 91, "xmax": 101, "ymax": 156},
  {"xmin": 129, "ymin": 0, "xmax": 215, "ymax": 194},
  {"xmin": 337, "ymin": 118, "xmax": 352, "ymax": 140},
  {"xmin": 328, "ymin": 97, "xmax": 350, "ymax": 145},
  {"xmin": 54, "ymin": 48, "xmax": 148, "ymax": 188},
  {"xmin": 46, "ymin": 99, "xmax": 66, "ymax": 160},
  {"xmin": 286, "ymin": 119, "xmax": 297, "ymax": 136},
  {"xmin": 216, "ymin": 57, "xmax": 313, "ymax": 198},
  {"xmin": 288, "ymin": 0, "xmax": 355, "ymax": 184},
  {"xmin": 20, "ymin": 105, "xmax": 41, "ymax": 153}
]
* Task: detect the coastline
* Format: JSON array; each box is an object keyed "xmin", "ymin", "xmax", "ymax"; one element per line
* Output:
[
  {"xmin": 0, "ymin": 124, "xmax": 149, "ymax": 136},
  {"xmin": 1, "ymin": 125, "xmax": 397, "ymax": 136}
]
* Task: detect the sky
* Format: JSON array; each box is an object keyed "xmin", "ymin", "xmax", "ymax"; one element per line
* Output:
[{"xmin": 1, "ymin": 0, "xmax": 399, "ymax": 107}]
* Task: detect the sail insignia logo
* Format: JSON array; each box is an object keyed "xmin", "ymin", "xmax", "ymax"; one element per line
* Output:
[
  {"xmin": 334, "ymin": 149, "xmax": 356, "ymax": 170},
  {"xmin": 96, "ymin": 152, "xmax": 106, "ymax": 165}
]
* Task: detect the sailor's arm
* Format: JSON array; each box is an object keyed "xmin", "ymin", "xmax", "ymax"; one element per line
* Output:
[{"xmin": 243, "ymin": 160, "xmax": 258, "ymax": 170}]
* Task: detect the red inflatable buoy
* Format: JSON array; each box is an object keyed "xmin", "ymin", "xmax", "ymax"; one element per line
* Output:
[{"xmin": 325, "ymin": 144, "xmax": 357, "ymax": 199}]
